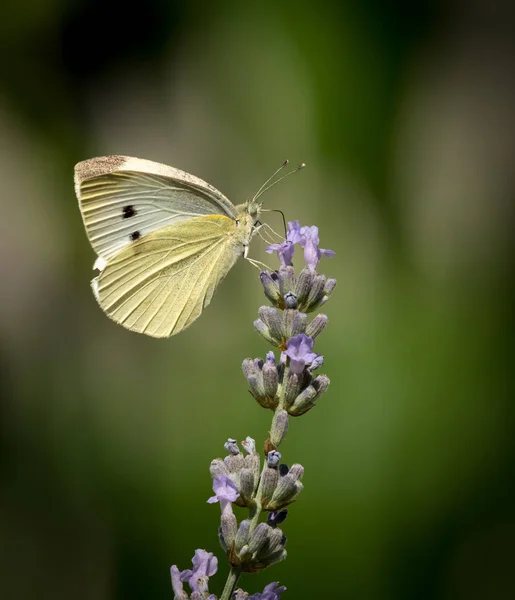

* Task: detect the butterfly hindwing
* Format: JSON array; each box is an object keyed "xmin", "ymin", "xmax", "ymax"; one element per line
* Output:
[{"xmin": 92, "ymin": 215, "xmax": 241, "ymax": 337}]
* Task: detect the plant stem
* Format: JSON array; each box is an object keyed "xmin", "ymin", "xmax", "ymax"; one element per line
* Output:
[{"xmin": 220, "ymin": 566, "xmax": 242, "ymax": 600}]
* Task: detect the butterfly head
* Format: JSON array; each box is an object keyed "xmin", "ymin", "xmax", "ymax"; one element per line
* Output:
[{"xmin": 246, "ymin": 200, "xmax": 262, "ymax": 224}]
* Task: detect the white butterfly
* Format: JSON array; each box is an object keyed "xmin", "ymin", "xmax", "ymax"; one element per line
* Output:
[{"xmin": 75, "ymin": 156, "xmax": 262, "ymax": 338}]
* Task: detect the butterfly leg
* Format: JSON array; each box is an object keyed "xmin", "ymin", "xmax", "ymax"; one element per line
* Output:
[
  {"xmin": 255, "ymin": 222, "xmax": 283, "ymax": 246},
  {"xmin": 245, "ymin": 257, "xmax": 272, "ymax": 271}
]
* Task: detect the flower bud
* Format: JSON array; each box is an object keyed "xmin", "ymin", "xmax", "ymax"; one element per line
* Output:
[
  {"xmin": 235, "ymin": 519, "xmax": 251, "ymax": 553},
  {"xmin": 320, "ymin": 278, "xmax": 337, "ymax": 306},
  {"xmin": 305, "ymin": 314, "xmax": 328, "ymax": 339},
  {"xmin": 247, "ymin": 522, "xmax": 270, "ymax": 555},
  {"xmin": 255, "ymin": 306, "xmax": 283, "ymax": 346},
  {"xmin": 241, "ymin": 436, "xmax": 256, "ymax": 454},
  {"xmin": 231, "ymin": 522, "xmax": 288, "ymax": 572},
  {"xmin": 294, "ymin": 269, "xmax": 336, "ymax": 312},
  {"xmin": 255, "ymin": 527, "xmax": 285, "ymax": 561},
  {"xmin": 210, "ymin": 458, "xmax": 229, "ymax": 478},
  {"xmin": 224, "ymin": 438, "xmax": 239, "ymax": 455},
  {"xmin": 284, "ymin": 291, "xmax": 298, "ymax": 309},
  {"xmin": 310, "ymin": 277, "xmax": 336, "ymax": 310},
  {"xmin": 288, "ymin": 374, "xmax": 330, "ymax": 416},
  {"xmin": 224, "ymin": 451, "xmax": 245, "ymax": 475},
  {"xmin": 238, "ymin": 468, "xmax": 255, "ymax": 504},
  {"xmin": 288, "ymin": 463, "xmax": 305, "ymax": 480},
  {"xmin": 264, "ymin": 547, "xmax": 288, "ymax": 566},
  {"xmin": 309, "ymin": 355, "xmax": 324, "ymax": 371},
  {"xmin": 259, "ymin": 270, "xmax": 283, "ymax": 307},
  {"xmin": 267, "ymin": 450, "xmax": 281, "ymax": 468},
  {"xmin": 262, "ymin": 353, "xmax": 279, "ymax": 399},
  {"xmin": 269, "ymin": 409, "xmax": 289, "ymax": 448},
  {"xmin": 243, "ymin": 454, "xmax": 261, "ymax": 493},
  {"xmin": 283, "ymin": 371, "xmax": 301, "ymax": 407},
  {"xmin": 267, "ymin": 509, "xmax": 288, "ymax": 527},
  {"xmin": 260, "ymin": 466, "xmax": 279, "ymax": 506},
  {"xmin": 277, "ymin": 266, "xmax": 296, "ymax": 297},
  {"xmin": 268, "ymin": 463, "xmax": 304, "ymax": 510},
  {"xmin": 234, "ymin": 590, "xmax": 249, "ymax": 600},
  {"xmin": 283, "ymin": 368, "xmax": 313, "ymax": 408},
  {"xmin": 295, "ymin": 268, "xmax": 314, "ymax": 307},
  {"xmin": 220, "ymin": 506, "xmax": 238, "ymax": 549},
  {"xmin": 242, "ymin": 358, "xmax": 278, "ymax": 410},
  {"xmin": 282, "ymin": 309, "xmax": 307, "ymax": 341},
  {"xmin": 306, "ymin": 274, "xmax": 326, "ymax": 307}
]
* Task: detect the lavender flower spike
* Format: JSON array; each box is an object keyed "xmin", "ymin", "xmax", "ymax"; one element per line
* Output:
[
  {"xmin": 284, "ymin": 333, "xmax": 319, "ymax": 374},
  {"xmin": 249, "ymin": 582, "xmax": 287, "ymax": 599},
  {"xmin": 299, "ymin": 225, "xmax": 335, "ymax": 270},
  {"xmin": 178, "ymin": 549, "xmax": 218, "ymax": 594}
]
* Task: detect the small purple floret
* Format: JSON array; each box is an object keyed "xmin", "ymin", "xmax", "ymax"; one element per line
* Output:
[
  {"xmin": 286, "ymin": 220, "xmax": 302, "ymax": 244},
  {"xmin": 299, "ymin": 225, "xmax": 335, "ymax": 271},
  {"xmin": 284, "ymin": 333, "xmax": 319, "ymax": 374},
  {"xmin": 266, "ymin": 240, "xmax": 294, "ymax": 267},
  {"xmin": 266, "ymin": 220, "xmax": 334, "ymax": 270},
  {"xmin": 249, "ymin": 581, "xmax": 287, "ymax": 599},
  {"xmin": 266, "ymin": 220, "xmax": 304, "ymax": 266},
  {"xmin": 207, "ymin": 474, "xmax": 240, "ymax": 505},
  {"xmin": 177, "ymin": 549, "xmax": 218, "ymax": 593}
]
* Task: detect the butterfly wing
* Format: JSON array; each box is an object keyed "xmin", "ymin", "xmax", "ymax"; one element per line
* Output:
[
  {"xmin": 75, "ymin": 156, "xmax": 237, "ymax": 262},
  {"xmin": 92, "ymin": 215, "xmax": 243, "ymax": 337}
]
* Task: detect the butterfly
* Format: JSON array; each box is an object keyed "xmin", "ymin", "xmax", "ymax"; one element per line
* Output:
[{"xmin": 74, "ymin": 155, "xmax": 270, "ymax": 338}]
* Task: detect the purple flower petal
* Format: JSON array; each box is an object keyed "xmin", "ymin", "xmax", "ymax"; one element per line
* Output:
[
  {"xmin": 320, "ymin": 248, "xmax": 336, "ymax": 258},
  {"xmin": 299, "ymin": 224, "xmax": 335, "ymax": 270},
  {"xmin": 207, "ymin": 475, "xmax": 239, "ymax": 504},
  {"xmin": 267, "ymin": 219, "xmax": 333, "ymax": 270},
  {"xmin": 178, "ymin": 549, "xmax": 218, "ymax": 593},
  {"xmin": 266, "ymin": 241, "xmax": 294, "ymax": 267},
  {"xmin": 284, "ymin": 334, "xmax": 319, "ymax": 374},
  {"xmin": 249, "ymin": 581, "xmax": 287, "ymax": 599},
  {"xmin": 286, "ymin": 220, "xmax": 302, "ymax": 244}
]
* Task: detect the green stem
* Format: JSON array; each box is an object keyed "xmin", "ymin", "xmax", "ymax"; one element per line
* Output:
[{"xmin": 220, "ymin": 566, "xmax": 242, "ymax": 600}]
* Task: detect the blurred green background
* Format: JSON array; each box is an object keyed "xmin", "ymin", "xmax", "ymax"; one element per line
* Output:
[{"xmin": 1, "ymin": 1, "xmax": 514, "ymax": 599}]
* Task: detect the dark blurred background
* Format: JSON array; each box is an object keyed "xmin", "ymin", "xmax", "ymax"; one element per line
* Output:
[{"xmin": 1, "ymin": 1, "xmax": 515, "ymax": 598}]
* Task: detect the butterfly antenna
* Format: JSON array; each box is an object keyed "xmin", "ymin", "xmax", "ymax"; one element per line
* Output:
[
  {"xmin": 251, "ymin": 160, "xmax": 289, "ymax": 203},
  {"xmin": 254, "ymin": 162, "xmax": 306, "ymax": 202}
]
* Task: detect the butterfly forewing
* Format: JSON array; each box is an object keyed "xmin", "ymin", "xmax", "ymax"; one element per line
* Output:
[
  {"xmin": 75, "ymin": 156, "xmax": 237, "ymax": 261},
  {"xmin": 93, "ymin": 215, "xmax": 241, "ymax": 337}
]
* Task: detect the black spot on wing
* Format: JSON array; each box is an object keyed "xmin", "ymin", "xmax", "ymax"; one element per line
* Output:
[
  {"xmin": 123, "ymin": 205, "xmax": 137, "ymax": 219},
  {"xmin": 130, "ymin": 231, "xmax": 141, "ymax": 241}
]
